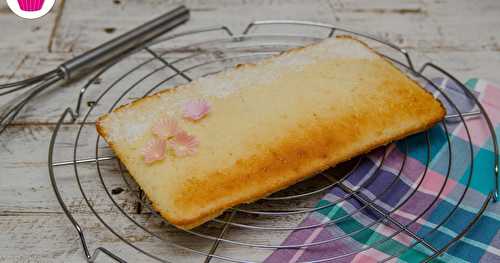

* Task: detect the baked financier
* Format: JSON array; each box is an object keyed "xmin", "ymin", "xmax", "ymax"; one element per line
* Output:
[{"xmin": 96, "ymin": 36, "xmax": 445, "ymax": 229}]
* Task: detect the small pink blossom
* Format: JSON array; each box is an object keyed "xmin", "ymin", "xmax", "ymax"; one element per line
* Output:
[
  {"xmin": 167, "ymin": 131, "xmax": 199, "ymax": 157},
  {"xmin": 151, "ymin": 116, "xmax": 181, "ymax": 139},
  {"xmin": 141, "ymin": 138, "xmax": 166, "ymax": 164},
  {"xmin": 183, "ymin": 99, "xmax": 211, "ymax": 121}
]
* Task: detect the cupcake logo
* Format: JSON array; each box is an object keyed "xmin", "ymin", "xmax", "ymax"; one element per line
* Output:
[{"xmin": 6, "ymin": 0, "xmax": 56, "ymax": 19}]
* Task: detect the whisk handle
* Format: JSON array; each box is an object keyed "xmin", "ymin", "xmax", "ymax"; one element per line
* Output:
[{"xmin": 58, "ymin": 5, "xmax": 190, "ymax": 80}]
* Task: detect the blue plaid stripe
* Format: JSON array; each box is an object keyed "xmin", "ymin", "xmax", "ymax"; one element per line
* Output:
[{"xmin": 266, "ymin": 79, "xmax": 500, "ymax": 263}]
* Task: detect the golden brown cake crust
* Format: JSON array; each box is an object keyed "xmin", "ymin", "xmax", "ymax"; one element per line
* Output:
[{"xmin": 96, "ymin": 36, "xmax": 445, "ymax": 229}]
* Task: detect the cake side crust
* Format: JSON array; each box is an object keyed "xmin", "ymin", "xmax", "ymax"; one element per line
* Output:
[{"xmin": 96, "ymin": 36, "xmax": 445, "ymax": 229}]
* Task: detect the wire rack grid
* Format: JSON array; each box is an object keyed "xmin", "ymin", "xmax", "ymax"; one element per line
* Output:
[{"xmin": 47, "ymin": 20, "xmax": 499, "ymax": 262}]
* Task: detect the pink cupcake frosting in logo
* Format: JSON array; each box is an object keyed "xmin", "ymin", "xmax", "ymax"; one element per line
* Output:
[
  {"xmin": 6, "ymin": 0, "xmax": 55, "ymax": 19},
  {"xmin": 17, "ymin": 0, "xmax": 45, "ymax": 11}
]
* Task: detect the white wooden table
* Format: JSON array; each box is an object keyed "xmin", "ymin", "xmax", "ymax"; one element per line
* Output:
[{"xmin": 1, "ymin": 1, "xmax": 499, "ymax": 262}]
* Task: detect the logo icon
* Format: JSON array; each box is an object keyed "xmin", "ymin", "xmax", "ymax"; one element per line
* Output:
[{"xmin": 6, "ymin": 0, "xmax": 56, "ymax": 19}]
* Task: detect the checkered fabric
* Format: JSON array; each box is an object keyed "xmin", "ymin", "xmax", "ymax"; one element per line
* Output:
[{"xmin": 265, "ymin": 78, "xmax": 500, "ymax": 263}]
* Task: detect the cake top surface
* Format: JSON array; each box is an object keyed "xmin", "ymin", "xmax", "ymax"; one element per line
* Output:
[
  {"xmin": 101, "ymin": 37, "xmax": 377, "ymax": 143},
  {"xmin": 95, "ymin": 36, "xmax": 445, "ymax": 229}
]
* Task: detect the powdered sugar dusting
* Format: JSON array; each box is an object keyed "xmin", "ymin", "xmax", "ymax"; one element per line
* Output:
[
  {"xmin": 102, "ymin": 38, "xmax": 376, "ymax": 143},
  {"xmin": 196, "ymin": 37, "xmax": 375, "ymax": 98},
  {"xmin": 311, "ymin": 37, "xmax": 377, "ymax": 60},
  {"xmin": 103, "ymin": 106, "xmax": 158, "ymax": 143}
]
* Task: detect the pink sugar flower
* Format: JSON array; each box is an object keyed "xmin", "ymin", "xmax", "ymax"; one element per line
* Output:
[
  {"xmin": 183, "ymin": 99, "xmax": 211, "ymax": 121},
  {"xmin": 167, "ymin": 131, "xmax": 199, "ymax": 157},
  {"xmin": 141, "ymin": 138, "xmax": 166, "ymax": 164},
  {"xmin": 151, "ymin": 117, "xmax": 181, "ymax": 139}
]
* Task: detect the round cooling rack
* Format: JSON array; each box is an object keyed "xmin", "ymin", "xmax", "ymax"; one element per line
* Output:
[{"xmin": 48, "ymin": 21, "xmax": 499, "ymax": 262}]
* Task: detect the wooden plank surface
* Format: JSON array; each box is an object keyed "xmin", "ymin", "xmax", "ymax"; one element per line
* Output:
[{"xmin": 0, "ymin": 0, "xmax": 499, "ymax": 262}]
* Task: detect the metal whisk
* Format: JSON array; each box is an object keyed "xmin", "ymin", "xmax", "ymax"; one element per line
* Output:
[{"xmin": 0, "ymin": 5, "xmax": 190, "ymax": 135}]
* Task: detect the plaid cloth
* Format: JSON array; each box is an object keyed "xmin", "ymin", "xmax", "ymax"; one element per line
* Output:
[{"xmin": 265, "ymin": 78, "xmax": 500, "ymax": 263}]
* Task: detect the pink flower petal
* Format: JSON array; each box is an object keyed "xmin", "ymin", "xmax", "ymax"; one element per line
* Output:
[
  {"xmin": 167, "ymin": 131, "xmax": 199, "ymax": 157},
  {"xmin": 141, "ymin": 138, "xmax": 166, "ymax": 164},
  {"xmin": 183, "ymin": 99, "xmax": 211, "ymax": 121},
  {"xmin": 151, "ymin": 117, "xmax": 181, "ymax": 139}
]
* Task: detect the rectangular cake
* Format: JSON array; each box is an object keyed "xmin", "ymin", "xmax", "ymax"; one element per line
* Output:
[{"xmin": 96, "ymin": 36, "xmax": 445, "ymax": 229}]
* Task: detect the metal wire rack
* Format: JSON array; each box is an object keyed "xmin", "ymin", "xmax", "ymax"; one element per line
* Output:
[{"xmin": 47, "ymin": 21, "xmax": 499, "ymax": 262}]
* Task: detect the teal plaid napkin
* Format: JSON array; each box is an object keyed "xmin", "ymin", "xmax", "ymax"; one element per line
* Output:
[{"xmin": 266, "ymin": 78, "xmax": 500, "ymax": 262}]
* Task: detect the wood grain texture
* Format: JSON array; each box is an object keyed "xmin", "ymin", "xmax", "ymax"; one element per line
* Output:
[{"xmin": 0, "ymin": 0, "xmax": 499, "ymax": 262}]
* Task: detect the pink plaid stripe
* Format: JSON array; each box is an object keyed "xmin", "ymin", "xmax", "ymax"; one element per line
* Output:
[{"xmin": 266, "ymin": 78, "xmax": 500, "ymax": 262}]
